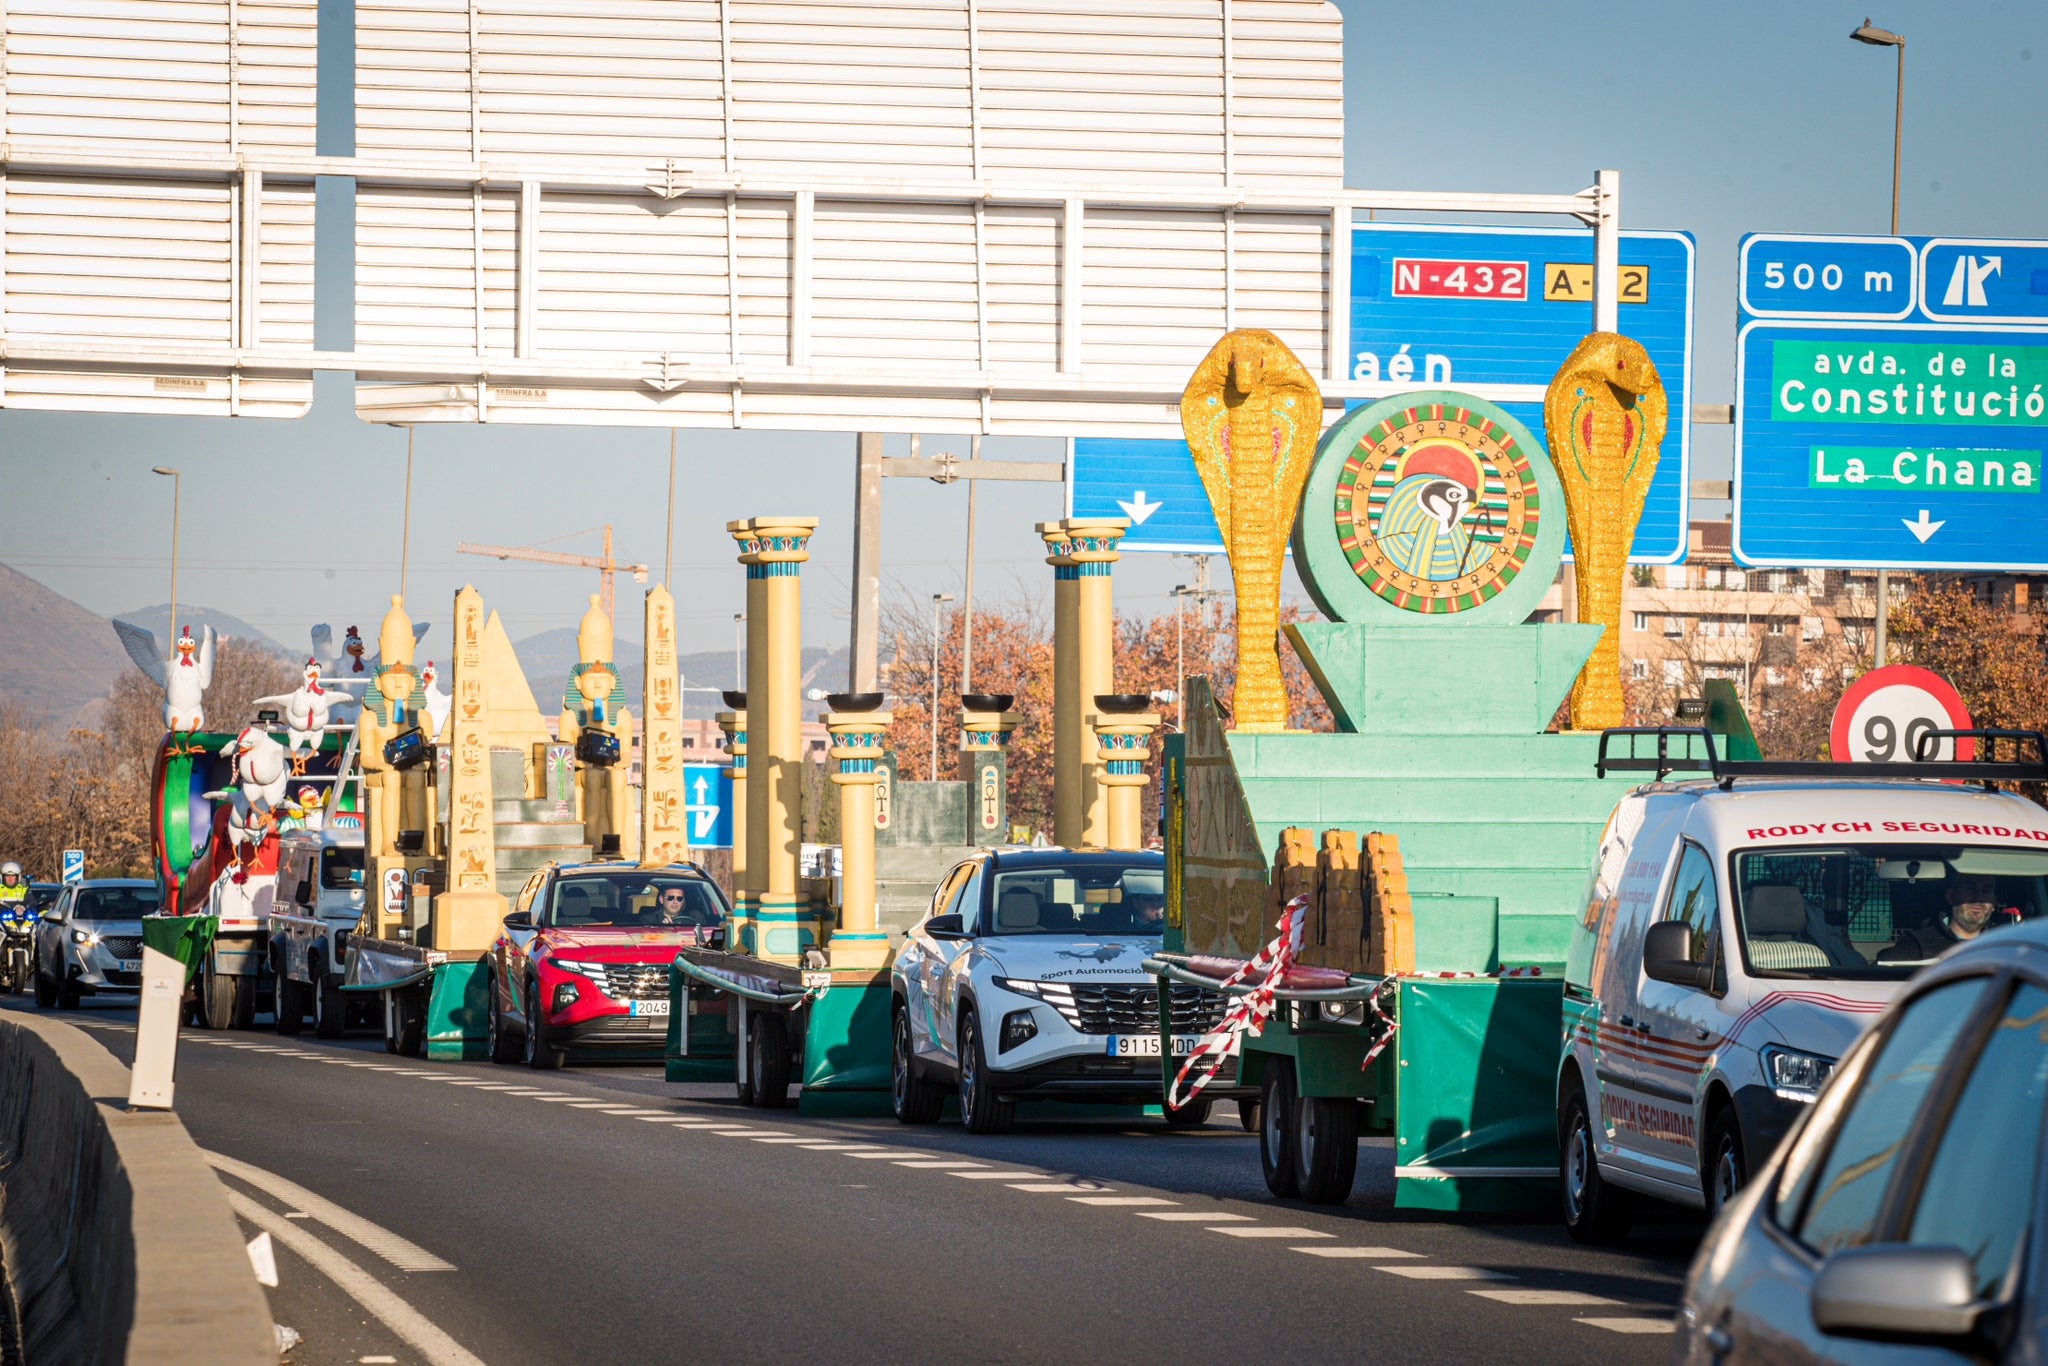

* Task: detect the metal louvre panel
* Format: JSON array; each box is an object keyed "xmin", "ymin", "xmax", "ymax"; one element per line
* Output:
[
  {"xmin": 810, "ymin": 201, "xmax": 978, "ymax": 367},
  {"xmin": 4, "ymin": 0, "xmax": 230, "ymax": 154},
  {"xmin": 6, "ymin": 177, "xmax": 233, "ymax": 342},
  {"xmin": 355, "ymin": 187, "xmax": 519, "ymax": 353},
  {"xmin": 730, "ymin": 0, "xmax": 973, "ymax": 178},
  {"xmin": 1232, "ymin": 2, "xmax": 1345, "ymax": 187},
  {"xmin": 978, "ymin": 1, "xmax": 1224, "ymax": 185},
  {"xmin": 735, "ymin": 199, "xmax": 793, "ymax": 366},
  {"xmin": 235, "ymin": 2, "xmax": 321, "ymax": 155},
  {"xmin": 1083, "ymin": 208, "xmax": 1226, "ymax": 376},
  {"xmin": 258, "ymin": 182, "xmax": 319, "ymax": 350},
  {"xmin": 477, "ymin": 0, "xmax": 725, "ymax": 168},
  {"xmin": 1233, "ymin": 210, "xmax": 1326, "ymax": 373},
  {"xmin": 534, "ymin": 194, "xmax": 732, "ymax": 357},
  {"xmin": 983, "ymin": 204, "xmax": 1061, "ymax": 373},
  {"xmin": 356, "ymin": 0, "xmax": 474, "ymax": 158}
]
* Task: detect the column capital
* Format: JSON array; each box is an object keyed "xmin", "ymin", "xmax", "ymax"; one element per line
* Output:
[
  {"xmin": 1090, "ymin": 709, "xmax": 1159, "ymax": 787},
  {"xmin": 826, "ymin": 711, "xmax": 891, "ymax": 783},
  {"xmin": 1038, "ymin": 517, "xmax": 1129, "ymax": 570},
  {"xmin": 960, "ymin": 708, "xmax": 1022, "ymax": 751},
  {"xmin": 729, "ymin": 517, "xmax": 819, "ymax": 567}
]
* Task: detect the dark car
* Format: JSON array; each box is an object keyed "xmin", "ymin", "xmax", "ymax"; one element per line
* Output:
[
  {"xmin": 1678, "ymin": 915, "xmax": 2048, "ymax": 1363},
  {"xmin": 486, "ymin": 862, "xmax": 729, "ymax": 1068}
]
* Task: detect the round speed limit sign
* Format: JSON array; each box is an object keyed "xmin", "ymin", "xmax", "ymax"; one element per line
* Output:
[{"xmin": 1830, "ymin": 666, "xmax": 1974, "ymax": 764}]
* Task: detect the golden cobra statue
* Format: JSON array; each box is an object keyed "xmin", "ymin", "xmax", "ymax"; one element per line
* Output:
[
  {"xmin": 1543, "ymin": 332, "xmax": 1668, "ymax": 730},
  {"xmin": 1181, "ymin": 330, "xmax": 1322, "ymax": 732}
]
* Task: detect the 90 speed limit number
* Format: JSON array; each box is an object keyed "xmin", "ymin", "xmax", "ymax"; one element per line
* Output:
[{"xmin": 1830, "ymin": 665, "xmax": 1975, "ymax": 765}]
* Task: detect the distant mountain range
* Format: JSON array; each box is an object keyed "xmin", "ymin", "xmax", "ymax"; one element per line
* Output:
[
  {"xmin": 509, "ymin": 627, "xmax": 848, "ymax": 710},
  {"xmin": 112, "ymin": 604, "xmax": 294, "ymax": 660}
]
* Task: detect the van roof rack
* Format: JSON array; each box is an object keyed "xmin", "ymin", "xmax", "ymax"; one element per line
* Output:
[{"xmin": 1595, "ymin": 726, "xmax": 2048, "ymax": 790}]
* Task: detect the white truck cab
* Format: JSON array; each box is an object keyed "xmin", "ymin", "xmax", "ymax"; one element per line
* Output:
[
  {"xmin": 1558, "ymin": 728, "xmax": 2048, "ymax": 1243},
  {"xmin": 268, "ymin": 826, "xmax": 368, "ymax": 1038}
]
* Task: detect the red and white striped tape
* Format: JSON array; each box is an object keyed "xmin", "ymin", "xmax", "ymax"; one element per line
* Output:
[
  {"xmin": 1357, "ymin": 965, "xmax": 1545, "ymax": 1071},
  {"xmin": 1166, "ymin": 894, "xmax": 1310, "ymax": 1112}
]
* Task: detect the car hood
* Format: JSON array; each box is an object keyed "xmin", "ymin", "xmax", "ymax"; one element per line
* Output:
[
  {"xmin": 1737, "ymin": 979, "xmax": 1899, "ymax": 1057},
  {"xmin": 537, "ymin": 927, "xmax": 700, "ymax": 958},
  {"xmin": 978, "ymin": 936, "xmax": 1162, "ymax": 983}
]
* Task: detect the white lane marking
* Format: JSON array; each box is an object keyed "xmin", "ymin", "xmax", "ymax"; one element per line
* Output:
[
  {"xmin": 801, "ymin": 1143, "xmax": 888, "ymax": 1151},
  {"xmin": 1576, "ymin": 1318, "xmax": 1676, "ymax": 1335},
  {"xmin": 495, "ymin": 1089, "xmax": 553, "ymax": 1095},
  {"xmin": 391, "ymin": 1070, "xmax": 440, "ymax": 1077},
  {"xmin": 1211, "ymin": 1227, "xmax": 1333, "ymax": 1240},
  {"xmin": 892, "ymin": 1160, "xmax": 986, "ymax": 1169},
  {"xmin": 749, "ymin": 1136, "xmax": 823, "ymax": 1143},
  {"xmin": 204, "ymin": 1152, "xmax": 454, "ymax": 1272},
  {"xmin": 443, "ymin": 1081, "xmax": 501, "ymax": 1087},
  {"xmin": 225, "ymin": 1192, "xmax": 484, "ymax": 1366},
  {"xmin": 844, "ymin": 1150, "xmax": 924, "ymax": 1159},
  {"xmin": 597, "ymin": 1109, "xmax": 673, "ymax": 1117},
  {"xmin": 1377, "ymin": 1266, "xmax": 1513, "ymax": 1281},
  {"xmin": 1007, "ymin": 1182, "xmax": 1111, "ymax": 1193},
  {"xmin": 947, "ymin": 1170, "xmax": 1039, "ymax": 1179},
  {"xmin": 1068, "ymin": 1196, "xmax": 1177, "ymax": 1207},
  {"xmin": 1292, "ymin": 1247, "xmax": 1421, "ymax": 1259},
  {"xmin": 1137, "ymin": 1212, "xmax": 1252, "ymax": 1222},
  {"xmin": 711, "ymin": 1127, "xmax": 781, "ymax": 1135},
  {"xmin": 565, "ymin": 1102, "xmax": 641, "ymax": 1110},
  {"xmin": 455, "ymin": 1082, "xmax": 525, "ymax": 1090},
  {"xmin": 533, "ymin": 1096, "xmax": 589, "ymax": 1103},
  {"xmin": 1472, "ymin": 1290, "xmax": 1620, "ymax": 1307}
]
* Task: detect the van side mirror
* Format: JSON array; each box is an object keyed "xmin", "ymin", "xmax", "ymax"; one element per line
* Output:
[
  {"xmin": 1811, "ymin": 1244, "xmax": 1984, "ymax": 1342},
  {"xmin": 295, "ymin": 879, "xmax": 313, "ymax": 905},
  {"xmin": 1644, "ymin": 920, "xmax": 1713, "ymax": 989},
  {"xmin": 923, "ymin": 913, "xmax": 966, "ymax": 940}
]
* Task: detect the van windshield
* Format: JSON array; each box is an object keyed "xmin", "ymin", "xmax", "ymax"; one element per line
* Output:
[
  {"xmin": 320, "ymin": 847, "xmax": 365, "ymax": 890},
  {"xmin": 1734, "ymin": 845, "xmax": 2048, "ymax": 979}
]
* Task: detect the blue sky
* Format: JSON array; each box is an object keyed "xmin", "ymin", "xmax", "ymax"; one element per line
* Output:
[{"xmin": 2, "ymin": 0, "xmax": 2042, "ymax": 665}]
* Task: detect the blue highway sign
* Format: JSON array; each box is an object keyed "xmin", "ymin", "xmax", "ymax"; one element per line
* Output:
[
  {"xmin": 1073, "ymin": 225, "xmax": 1695, "ymax": 562},
  {"xmin": 1735, "ymin": 233, "xmax": 2048, "ymax": 571},
  {"xmin": 61, "ymin": 849, "xmax": 84, "ymax": 884},
  {"xmin": 683, "ymin": 763, "xmax": 732, "ymax": 849}
]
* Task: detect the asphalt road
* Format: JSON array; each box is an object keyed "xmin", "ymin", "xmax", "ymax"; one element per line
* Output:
[{"xmin": 11, "ymin": 995, "xmax": 1702, "ymax": 1365}]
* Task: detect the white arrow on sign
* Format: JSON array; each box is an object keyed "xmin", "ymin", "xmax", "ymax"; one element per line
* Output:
[
  {"xmin": 1903, "ymin": 509, "xmax": 1946, "ymax": 543},
  {"xmin": 1117, "ymin": 490, "xmax": 1162, "ymax": 524},
  {"xmin": 691, "ymin": 776, "xmax": 709, "ymax": 803},
  {"xmin": 691, "ymin": 808, "xmax": 718, "ymax": 839}
]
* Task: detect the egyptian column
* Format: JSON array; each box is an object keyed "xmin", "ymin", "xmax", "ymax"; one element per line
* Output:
[
  {"xmin": 641, "ymin": 586, "xmax": 687, "ymax": 866},
  {"xmin": 729, "ymin": 517, "xmax": 818, "ymax": 960},
  {"xmin": 959, "ymin": 701, "xmax": 1022, "ymax": 846},
  {"xmin": 824, "ymin": 707, "xmax": 891, "ymax": 970},
  {"xmin": 437, "ymin": 585, "xmax": 506, "ymax": 949},
  {"xmin": 715, "ymin": 703, "xmax": 747, "ymax": 913},
  {"xmin": 355, "ymin": 595, "xmax": 429, "ymax": 936},
  {"xmin": 1040, "ymin": 519, "xmax": 1127, "ymax": 847},
  {"xmin": 1092, "ymin": 706, "xmax": 1161, "ymax": 852}
]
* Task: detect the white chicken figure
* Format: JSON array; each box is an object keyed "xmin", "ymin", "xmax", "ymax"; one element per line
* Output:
[
  {"xmin": 202, "ymin": 726, "xmax": 294, "ymax": 881},
  {"xmin": 418, "ymin": 660, "xmax": 451, "ymax": 740},
  {"xmin": 252, "ymin": 660, "xmax": 346, "ymax": 757},
  {"xmin": 113, "ymin": 621, "xmax": 217, "ymax": 742},
  {"xmin": 311, "ymin": 621, "xmax": 427, "ymax": 711}
]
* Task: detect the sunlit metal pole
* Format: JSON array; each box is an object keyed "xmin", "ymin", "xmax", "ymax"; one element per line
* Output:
[
  {"xmin": 1854, "ymin": 18, "xmax": 1906, "ymax": 668},
  {"xmin": 930, "ymin": 593, "xmax": 955, "ymax": 777},
  {"xmin": 151, "ymin": 466, "xmax": 181, "ymax": 638}
]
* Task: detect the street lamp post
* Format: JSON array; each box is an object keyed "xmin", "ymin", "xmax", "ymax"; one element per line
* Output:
[
  {"xmin": 1170, "ymin": 584, "xmax": 1191, "ymax": 731},
  {"xmin": 930, "ymin": 593, "xmax": 955, "ymax": 778},
  {"xmin": 1853, "ymin": 17, "xmax": 1906, "ymax": 668},
  {"xmin": 150, "ymin": 466, "xmax": 181, "ymax": 640}
]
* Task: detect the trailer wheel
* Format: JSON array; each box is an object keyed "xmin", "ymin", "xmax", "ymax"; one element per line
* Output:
[
  {"xmin": 230, "ymin": 975, "xmax": 258, "ymax": 1030},
  {"xmin": 746, "ymin": 1012, "xmax": 792, "ymax": 1109},
  {"xmin": 1161, "ymin": 1097, "xmax": 1212, "ymax": 1128},
  {"xmin": 1293, "ymin": 1096, "xmax": 1360, "ymax": 1205},
  {"xmin": 1259, "ymin": 1061, "xmax": 1300, "ymax": 1199},
  {"xmin": 395, "ymin": 985, "xmax": 426, "ymax": 1057},
  {"xmin": 313, "ymin": 969, "xmax": 346, "ymax": 1040},
  {"xmin": 274, "ymin": 959, "xmax": 304, "ymax": 1036},
  {"xmin": 1237, "ymin": 1099, "xmax": 1261, "ymax": 1133}
]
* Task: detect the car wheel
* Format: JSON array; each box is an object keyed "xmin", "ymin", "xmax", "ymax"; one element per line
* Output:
[
  {"xmin": 34, "ymin": 963, "xmax": 56, "ymax": 1010},
  {"xmin": 56, "ymin": 975, "xmax": 81, "ymax": 1012},
  {"xmin": 523, "ymin": 983, "xmax": 563, "ymax": 1070},
  {"xmin": 892, "ymin": 1004, "xmax": 944, "ymax": 1125},
  {"xmin": 1706, "ymin": 1107, "xmax": 1747, "ymax": 1220},
  {"xmin": 746, "ymin": 1012, "xmax": 791, "ymax": 1109},
  {"xmin": 1162, "ymin": 1097, "xmax": 1213, "ymax": 1129},
  {"xmin": 959, "ymin": 1012, "xmax": 1014, "ymax": 1135},
  {"xmin": 1238, "ymin": 1099, "xmax": 1261, "ymax": 1133},
  {"xmin": 1293, "ymin": 1096, "xmax": 1360, "ymax": 1205},
  {"xmin": 313, "ymin": 969, "xmax": 346, "ymax": 1040},
  {"xmin": 1259, "ymin": 1061, "xmax": 1300, "ymax": 1199},
  {"xmin": 1561, "ymin": 1080, "xmax": 1633, "ymax": 1244},
  {"xmin": 274, "ymin": 963, "xmax": 304, "ymax": 1036},
  {"xmin": 487, "ymin": 976, "xmax": 520, "ymax": 1064}
]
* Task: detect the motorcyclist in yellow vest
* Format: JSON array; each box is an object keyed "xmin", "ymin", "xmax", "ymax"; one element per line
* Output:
[{"xmin": 0, "ymin": 862, "xmax": 27, "ymax": 910}]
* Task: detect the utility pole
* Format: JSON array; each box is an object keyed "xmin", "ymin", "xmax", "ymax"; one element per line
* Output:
[{"xmin": 1853, "ymin": 17, "xmax": 1907, "ymax": 669}]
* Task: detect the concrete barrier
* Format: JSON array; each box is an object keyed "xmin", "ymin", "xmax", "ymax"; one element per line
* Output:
[{"xmin": 0, "ymin": 1012, "xmax": 274, "ymax": 1364}]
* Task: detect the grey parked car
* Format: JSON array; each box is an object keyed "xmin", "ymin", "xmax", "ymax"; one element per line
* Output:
[
  {"xmin": 34, "ymin": 879, "xmax": 156, "ymax": 1009},
  {"xmin": 1677, "ymin": 911, "xmax": 2048, "ymax": 1363}
]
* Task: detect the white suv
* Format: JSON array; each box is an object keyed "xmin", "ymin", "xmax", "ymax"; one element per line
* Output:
[
  {"xmin": 890, "ymin": 848, "xmax": 1232, "ymax": 1133},
  {"xmin": 1559, "ymin": 729, "xmax": 2048, "ymax": 1242}
]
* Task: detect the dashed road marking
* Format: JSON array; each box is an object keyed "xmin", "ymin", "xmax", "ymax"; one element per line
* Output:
[
  {"xmin": 1136, "ymin": 1211, "xmax": 1251, "ymax": 1222},
  {"xmin": 1211, "ymin": 1227, "xmax": 1332, "ymax": 1240},
  {"xmin": 1068, "ymin": 1196, "xmax": 1177, "ymax": 1207},
  {"xmin": 749, "ymin": 1136, "xmax": 822, "ymax": 1143},
  {"xmin": 1378, "ymin": 1266, "xmax": 1513, "ymax": 1281},
  {"xmin": 892, "ymin": 1159, "xmax": 986, "ymax": 1169},
  {"xmin": 1293, "ymin": 1247, "xmax": 1422, "ymax": 1259},
  {"xmin": 1472, "ymin": 1290, "xmax": 1619, "ymax": 1307},
  {"xmin": 206, "ymin": 1151, "xmax": 453, "ymax": 1272},
  {"xmin": 946, "ymin": 1169, "xmax": 1039, "ymax": 1179},
  {"xmin": 801, "ymin": 1143, "xmax": 888, "ymax": 1151},
  {"xmin": 1576, "ymin": 1318, "xmax": 1675, "ymax": 1335},
  {"xmin": 1007, "ymin": 1182, "xmax": 1111, "ymax": 1193},
  {"xmin": 845, "ymin": 1149, "xmax": 923, "ymax": 1159}
]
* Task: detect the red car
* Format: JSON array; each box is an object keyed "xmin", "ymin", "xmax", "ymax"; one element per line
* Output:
[{"xmin": 486, "ymin": 862, "xmax": 728, "ymax": 1068}]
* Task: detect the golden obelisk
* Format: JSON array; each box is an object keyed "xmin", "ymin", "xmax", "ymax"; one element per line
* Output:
[
  {"xmin": 1542, "ymin": 333, "xmax": 1669, "ymax": 730},
  {"xmin": 1180, "ymin": 330, "xmax": 1322, "ymax": 733}
]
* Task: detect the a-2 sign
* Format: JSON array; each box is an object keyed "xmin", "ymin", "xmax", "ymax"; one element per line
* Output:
[
  {"xmin": 1830, "ymin": 666, "xmax": 1974, "ymax": 764},
  {"xmin": 61, "ymin": 849, "xmax": 84, "ymax": 885},
  {"xmin": 683, "ymin": 763, "xmax": 732, "ymax": 849}
]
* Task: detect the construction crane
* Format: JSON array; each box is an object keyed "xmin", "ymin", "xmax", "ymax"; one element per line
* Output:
[{"xmin": 456, "ymin": 525, "xmax": 649, "ymax": 620}]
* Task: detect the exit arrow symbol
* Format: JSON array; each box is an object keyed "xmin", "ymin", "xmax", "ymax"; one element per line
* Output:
[
  {"xmin": 1117, "ymin": 490, "xmax": 1162, "ymax": 525},
  {"xmin": 1903, "ymin": 509, "xmax": 1946, "ymax": 543},
  {"xmin": 692, "ymin": 776, "xmax": 709, "ymax": 803}
]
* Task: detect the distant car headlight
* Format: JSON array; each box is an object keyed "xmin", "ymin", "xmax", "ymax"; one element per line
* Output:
[
  {"xmin": 71, "ymin": 928, "xmax": 100, "ymax": 946},
  {"xmin": 1763, "ymin": 1044, "xmax": 1836, "ymax": 1102},
  {"xmin": 993, "ymin": 977, "xmax": 1082, "ymax": 1029}
]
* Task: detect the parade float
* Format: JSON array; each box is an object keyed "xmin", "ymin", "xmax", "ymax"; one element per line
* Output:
[{"xmin": 1146, "ymin": 327, "xmax": 1719, "ymax": 1210}]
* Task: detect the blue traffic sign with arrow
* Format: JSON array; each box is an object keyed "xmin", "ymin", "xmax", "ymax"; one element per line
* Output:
[
  {"xmin": 683, "ymin": 763, "xmax": 732, "ymax": 849},
  {"xmin": 1735, "ymin": 233, "xmax": 2048, "ymax": 571}
]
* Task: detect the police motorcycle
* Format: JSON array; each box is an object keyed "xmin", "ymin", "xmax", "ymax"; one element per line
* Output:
[{"xmin": 0, "ymin": 862, "xmax": 34, "ymax": 994}]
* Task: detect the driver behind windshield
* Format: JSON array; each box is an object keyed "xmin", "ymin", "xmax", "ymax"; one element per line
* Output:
[{"xmin": 1879, "ymin": 875, "xmax": 2007, "ymax": 963}]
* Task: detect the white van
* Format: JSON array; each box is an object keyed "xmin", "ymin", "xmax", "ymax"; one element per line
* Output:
[
  {"xmin": 1558, "ymin": 733, "xmax": 2048, "ymax": 1242},
  {"xmin": 268, "ymin": 826, "xmax": 367, "ymax": 1038}
]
